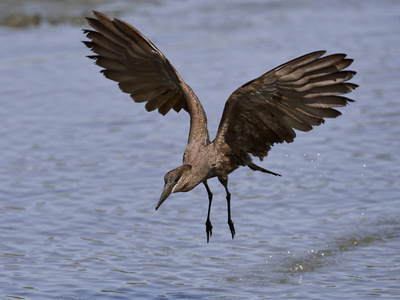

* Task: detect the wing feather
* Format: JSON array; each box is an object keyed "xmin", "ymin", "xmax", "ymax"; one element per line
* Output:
[
  {"xmin": 214, "ymin": 51, "xmax": 357, "ymax": 163},
  {"xmin": 84, "ymin": 11, "xmax": 192, "ymax": 116}
]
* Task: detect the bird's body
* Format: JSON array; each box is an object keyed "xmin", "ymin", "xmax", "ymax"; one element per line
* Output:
[{"xmin": 84, "ymin": 11, "xmax": 358, "ymax": 242}]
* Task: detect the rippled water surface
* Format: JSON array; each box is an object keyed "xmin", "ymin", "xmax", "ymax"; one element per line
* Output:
[{"xmin": 1, "ymin": 0, "xmax": 400, "ymax": 299}]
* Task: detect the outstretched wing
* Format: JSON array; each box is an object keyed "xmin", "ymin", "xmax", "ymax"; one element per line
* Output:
[
  {"xmin": 214, "ymin": 50, "xmax": 358, "ymax": 162},
  {"xmin": 83, "ymin": 11, "xmax": 190, "ymax": 115}
]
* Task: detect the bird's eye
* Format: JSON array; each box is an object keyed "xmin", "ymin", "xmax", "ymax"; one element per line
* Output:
[{"xmin": 174, "ymin": 178, "xmax": 179, "ymax": 183}]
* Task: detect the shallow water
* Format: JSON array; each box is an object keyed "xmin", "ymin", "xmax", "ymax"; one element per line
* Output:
[{"xmin": 1, "ymin": 0, "xmax": 400, "ymax": 299}]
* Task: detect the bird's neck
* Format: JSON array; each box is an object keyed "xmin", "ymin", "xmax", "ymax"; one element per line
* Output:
[{"xmin": 183, "ymin": 85, "xmax": 210, "ymax": 147}]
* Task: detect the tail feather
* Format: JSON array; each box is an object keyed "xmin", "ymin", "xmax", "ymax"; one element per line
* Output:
[{"xmin": 248, "ymin": 163, "xmax": 281, "ymax": 176}]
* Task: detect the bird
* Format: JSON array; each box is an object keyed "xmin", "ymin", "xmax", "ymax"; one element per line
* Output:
[{"xmin": 83, "ymin": 11, "xmax": 357, "ymax": 242}]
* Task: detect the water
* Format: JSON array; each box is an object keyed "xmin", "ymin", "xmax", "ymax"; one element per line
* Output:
[{"xmin": 1, "ymin": 0, "xmax": 399, "ymax": 298}]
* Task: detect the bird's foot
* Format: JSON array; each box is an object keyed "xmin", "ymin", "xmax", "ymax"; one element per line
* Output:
[
  {"xmin": 228, "ymin": 219, "xmax": 235, "ymax": 239},
  {"xmin": 205, "ymin": 219, "xmax": 213, "ymax": 243}
]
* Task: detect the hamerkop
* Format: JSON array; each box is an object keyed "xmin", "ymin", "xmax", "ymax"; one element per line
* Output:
[{"xmin": 84, "ymin": 11, "xmax": 357, "ymax": 242}]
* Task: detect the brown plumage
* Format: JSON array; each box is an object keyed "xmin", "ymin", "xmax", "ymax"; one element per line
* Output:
[{"xmin": 83, "ymin": 11, "xmax": 358, "ymax": 242}]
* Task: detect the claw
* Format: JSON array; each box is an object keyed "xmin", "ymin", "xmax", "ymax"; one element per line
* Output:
[
  {"xmin": 228, "ymin": 219, "xmax": 235, "ymax": 239},
  {"xmin": 205, "ymin": 219, "xmax": 213, "ymax": 243}
]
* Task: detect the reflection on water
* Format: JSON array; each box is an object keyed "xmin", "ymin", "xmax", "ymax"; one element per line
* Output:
[
  {"xmin": 226, "ymin": 216, "xmax": 400, "ymax": 288},
  {"xmin": 1, "ymin": 0, "xmax": 400, "ymax": 299}
]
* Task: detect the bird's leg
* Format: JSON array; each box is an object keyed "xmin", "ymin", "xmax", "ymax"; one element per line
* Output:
[
  {"xmin": 226, "ymin": 188, "xmax": 235, "ymax": 239},
  {"xmin": 218, "ymin": 176, "xmax": 235, "ymax": 239},
  {"xmin": 203, "ymin": 181, "xmax": 213, "ymax": 243}
]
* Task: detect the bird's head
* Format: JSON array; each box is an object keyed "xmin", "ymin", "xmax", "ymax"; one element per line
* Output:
[{"xmin": 155, "ymin": 165, "xmax": 192, "ymax": 210}]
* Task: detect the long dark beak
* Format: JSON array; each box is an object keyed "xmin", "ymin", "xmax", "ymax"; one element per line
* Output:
[{"xmin": 155, "ymin": 183, "xmax": 173, "ymax": 210}]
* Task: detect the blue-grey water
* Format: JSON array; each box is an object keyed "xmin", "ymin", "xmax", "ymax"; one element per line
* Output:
[{"xmin": 1, "ymin": 0, "xmax": 399, "ymax": 299}]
